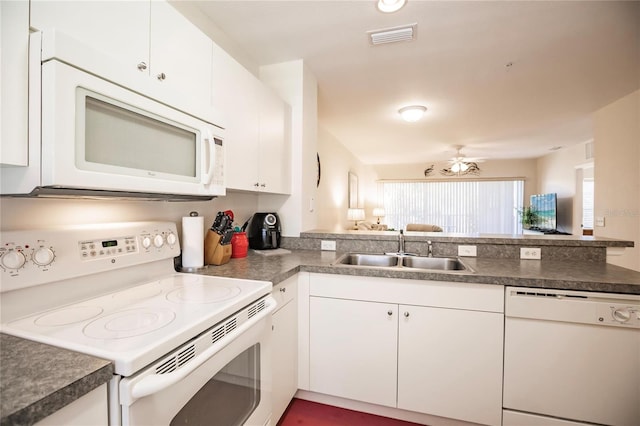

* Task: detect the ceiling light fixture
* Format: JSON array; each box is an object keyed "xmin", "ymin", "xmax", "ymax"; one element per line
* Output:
[
  {"xmin": 399, "ymin": 105, "xmax": 427, "ymax": 122},
  {"xmin": 377, "ymin": 0, "xmax": 407, "ymax": 13}
]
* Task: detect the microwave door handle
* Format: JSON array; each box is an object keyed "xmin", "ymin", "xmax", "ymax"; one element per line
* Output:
[
  {"xmin": 125, "ymin": 297, "xmax": 276, "ymax": 401},
  {"xmin": 201, "ymin": 131, "xmax": 215, "ymax": 185}
]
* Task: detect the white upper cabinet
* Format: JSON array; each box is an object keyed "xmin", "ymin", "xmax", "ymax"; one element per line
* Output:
[
  {"xmin": 212, "ymin": 45, "xmax": 291, "ymax": 194},
  {"xmin": 1, "ymin": 0, "xmax": 29, "ymax": 166},
  {"xmin": 149, "ymin": 1, "xmax": 212, "ymax": 117},
  {"xmin": 30, "ymin": 1, "xmax": 213, "ymax": 121},
  {"xmin": 212, "ymin": 43, "xmax": 260, "ymax": 191},
  {"xmin": 30, "ymin": 0, "xmax": 150, "ymax": 72},
  {"xmin": 258, "ymin": 84, "xmax": 291, "ymax": 194}
]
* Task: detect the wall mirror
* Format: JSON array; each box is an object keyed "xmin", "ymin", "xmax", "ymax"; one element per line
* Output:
[{"xmin": 348, "ymin": 172, "xmax": 358, "ymax": 208}]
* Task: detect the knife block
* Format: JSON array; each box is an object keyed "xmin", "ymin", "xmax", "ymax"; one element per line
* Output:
[{"xmin": 204, "ymin": 230, "xmax": 232, "ymax": 266}]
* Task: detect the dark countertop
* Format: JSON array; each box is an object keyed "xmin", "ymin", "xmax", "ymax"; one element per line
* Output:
[
  {"xmin": 186, "ymin": 249, "xmax": 640, "ymax": 294},
  {"xmin": 300, "ymin": 229, "xmax": 635, "ymax": 247},
  {"xmin": 0, "ymin": 333, "xmax": 113, "ymax": 426}
]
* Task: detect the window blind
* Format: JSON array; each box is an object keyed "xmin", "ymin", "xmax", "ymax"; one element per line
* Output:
[{"xmin": 381, "ymin": 180, "xmax": 524, "ymax": 233}]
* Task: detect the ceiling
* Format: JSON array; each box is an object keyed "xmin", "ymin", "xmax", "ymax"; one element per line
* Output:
[{"xmin": 185, "ymin": 1, "xmax": 639, "ymax": 165}]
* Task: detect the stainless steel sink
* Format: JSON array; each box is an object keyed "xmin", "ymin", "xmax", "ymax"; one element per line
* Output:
[
  {"xmin": 401, "ymin": 256, "xmax": 467, "ymax": 271},
  {"xmin": 333, "ymin": 253, "xmax": 472, "ymax": 273},
  {"xmin": 336, "ymin": 253, "xmax": 399, "ymax": 267}
]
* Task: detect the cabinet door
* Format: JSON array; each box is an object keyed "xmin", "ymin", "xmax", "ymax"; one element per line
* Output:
[
  {"xmin": 35, "ymin": 383, "xmax": 108, "ymax": 426},
  {"xmin": 397, "ymin": 305, "xmax": 503, "ymax": 426},
  {"xmin": 30, "ymin": 0, "xmax": 150, "ymax": 74},
  {"xmin": 1, "ymin": 0, "xmax": 29, "ymax": 166},
  {"xmin": 272, "ymin": 297, "xmax": 298, "ymax": 423},
  {"xmin": 258, "ymin": 85, "xmax": 291, "ymax": 194},
  {"xmin": 149, "ymin": 1, "xmax": 212, "ymax": 115},
  {"xmin": 309, "ymin": 297, "xmax": 398, "ymax": 407},
  {"xmin": 213, "ymin": 43, "xmax": 260, "ymax": 191}
]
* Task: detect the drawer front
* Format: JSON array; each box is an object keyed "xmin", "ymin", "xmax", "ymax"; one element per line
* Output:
[
  {"xmin": 272, "ymin": 275, "xmax": 297, "ymax": 312},
  {"xmin": 309, "ymin": 273, "xmax": 504, "ymax": 313}
]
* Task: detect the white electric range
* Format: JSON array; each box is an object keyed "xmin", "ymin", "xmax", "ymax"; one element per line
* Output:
[{"xmin": 0, "ymin": 221, "xmax": 275, "ymax": 426}]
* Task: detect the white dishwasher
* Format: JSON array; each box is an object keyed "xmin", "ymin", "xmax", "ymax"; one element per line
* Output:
[{"xmin": 503, "ymin": 286, "xmax": 640, "ymax": 426}]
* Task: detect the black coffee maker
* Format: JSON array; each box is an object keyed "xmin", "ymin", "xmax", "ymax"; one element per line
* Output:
[{"xmin": 244, "ymin": 213, "xmax": 281, "ymax": 250}]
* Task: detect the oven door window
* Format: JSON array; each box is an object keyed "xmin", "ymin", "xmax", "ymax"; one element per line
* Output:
[{"xmin": 171, "ymin": 344, "xmax": 261, "ymax": 426}]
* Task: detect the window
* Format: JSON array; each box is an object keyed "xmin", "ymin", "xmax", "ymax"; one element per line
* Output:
[{"xmin": 381, "ymin": 179, "xmax": 524, "ymax": 233}]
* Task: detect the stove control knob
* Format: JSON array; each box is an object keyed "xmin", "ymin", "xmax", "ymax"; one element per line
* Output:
[
  {"xmin": 2, "ymin": 250, "xmax": 26, "ymax": 270},
  {"xmin": 33, "ymin": 247, "xmax": 55, "ymax": 266},
  {"xmin": 612, "ymin": 308, "xmax": 631, "ymax": 323},
  {"xmin": 142, "ymin": 237, "xmax": 152, "ymax": 249},
  {"xmin": 166, "ymin": 232, "xmax": 177, "ymax": 246},
  {"xmin": 153, "ymin": 234, "xmax": 164, "ymax": 248}
]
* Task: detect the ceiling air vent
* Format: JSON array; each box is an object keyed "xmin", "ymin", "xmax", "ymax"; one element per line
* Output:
[{"xmin": 368, "ymin": 23, "xmax": 417, "ymax": 46}]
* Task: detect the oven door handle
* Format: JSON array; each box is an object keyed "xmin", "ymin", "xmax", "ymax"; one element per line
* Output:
[{"xmin": 127, "ymin": 298, "xmax": 276, "ymax": 400}]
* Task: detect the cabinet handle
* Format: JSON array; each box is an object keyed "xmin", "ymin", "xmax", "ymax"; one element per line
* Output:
[
  {"xmin": 137, "ymin": 62, "xmax": 147, "ymax": 71},
  {"xmin": 279, "ymin": 287, "xmax": 286, "ymax": 293},
  {"xmin": 254, "ymin": 182, "xmax": 260, "ymax": 187},
  {"xmin": 387, "ymin": 310, "xmax": 393, "ymax": 316},
  {"xmin": 260, "ymin": 183, "xmax": 266, "ymax": 188},
  {"xmin": 404, "ymin": 312, "xmax": 410, "ymax": 317},
  {"xmin": 157, "ymin": 72, "xmax": 166, "ymax": 81}
]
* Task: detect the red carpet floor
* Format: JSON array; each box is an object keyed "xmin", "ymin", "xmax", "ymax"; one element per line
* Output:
[{"xmin": 276, "ymin": 398, "xmax": 425, "ymax": 426}]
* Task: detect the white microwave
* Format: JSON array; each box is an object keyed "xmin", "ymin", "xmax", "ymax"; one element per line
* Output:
[{"xmin": 1, "ymin": 30, "xmax": 225, "ymax": 199}]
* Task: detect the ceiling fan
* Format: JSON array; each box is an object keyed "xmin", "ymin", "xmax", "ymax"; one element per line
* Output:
[{"xmin": 442, "ymin": 145, "xmax": 483, "ymax": 175}]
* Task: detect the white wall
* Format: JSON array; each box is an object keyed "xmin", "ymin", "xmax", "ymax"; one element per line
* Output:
[
  {"xmin": 316, "ymin": 127, "xmax": 377, "ymax": 231},
  {"xmin": 593, "ymin": 90, "xmax": 640, "ymax": 271},
  {"xmin": 536, "ymin": 142, "xmax": 593, "ymax": 235}
]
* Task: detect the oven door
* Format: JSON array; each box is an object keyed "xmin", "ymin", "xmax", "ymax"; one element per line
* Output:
[{"xmin": 118, "ymin": 298, "xmax": 275, "ymax": 426}]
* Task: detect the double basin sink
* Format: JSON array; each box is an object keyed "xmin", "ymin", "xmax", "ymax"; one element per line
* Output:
[{"xmin": 333, "ymin": 253, "xmax": 473, "ymax": 273}]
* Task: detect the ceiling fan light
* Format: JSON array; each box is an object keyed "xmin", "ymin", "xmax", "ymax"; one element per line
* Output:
[
  {"xmin": 399, "ymin": 105, "xmax": 427, "ymax": 122},
  {"xmin": 451, "ymin": 163, "xmax": 460, "ymax": 173},
  {"xmin": 459, "ymin": 162, "xmax": 469, "ymax": 172},
  {"xmin": 377, "ymin": 0, "xmax": 406, "ymax": 13}
]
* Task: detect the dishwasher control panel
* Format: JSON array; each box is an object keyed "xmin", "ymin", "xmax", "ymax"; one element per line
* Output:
[
  {"xmin": 596, "ymin": 305, "xmax": 640, "ymax": 328},
  {"xmin": 506, "ymin": 287, "xmax": 640, "ymax": 329}
]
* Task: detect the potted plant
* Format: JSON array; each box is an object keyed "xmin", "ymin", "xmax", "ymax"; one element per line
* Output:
[{"xmin": 519, "ymin": 206, "xmax": 539, "ymax": 229}]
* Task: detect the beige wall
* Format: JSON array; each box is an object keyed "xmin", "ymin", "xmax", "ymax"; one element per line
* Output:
[
  {"xmin": 0, "ymin": 193, "xmax": 259, "ymax": 239},
  {"xmin": 593, "ymin": 90, "xmax": 640, "ymax": 271},
  {"xmin": 316, "ymin": 127, "xmax": 377, "ymax": 231},
  {"xmin": 536, "ymin": 142, "xmax": 593, "ymax": 235}
]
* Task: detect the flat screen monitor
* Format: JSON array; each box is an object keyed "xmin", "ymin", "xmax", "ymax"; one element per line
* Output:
[{"xmin": 530, "ymin": 193, "xmax": 557, "ymax": 231}]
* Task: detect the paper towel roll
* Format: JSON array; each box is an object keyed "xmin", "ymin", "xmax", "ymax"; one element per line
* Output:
[{"xmin": 182, "ymin": 212, "xmax": 204, "ymax": 268}]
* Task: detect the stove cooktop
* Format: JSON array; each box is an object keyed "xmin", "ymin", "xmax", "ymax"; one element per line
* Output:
[{"xmin": 3, "ymin": 273, "xmax": 271, "ymax": 376}]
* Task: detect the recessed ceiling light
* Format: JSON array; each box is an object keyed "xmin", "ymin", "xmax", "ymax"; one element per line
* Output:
[
  {"xmin": 399, "ymin": 105, "xmax": 427, "ymax": 122},
  {"xmin": 377, "ymin": 0, "xmax": 406, "ymax": 13}
]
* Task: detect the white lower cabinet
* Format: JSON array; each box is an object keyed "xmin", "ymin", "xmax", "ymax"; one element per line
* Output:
[
  {"xmin": 271, "ymin": 276, "xmax": 298, "ymax": 422},
  {"xmin": 308, "ymin": 273, "xmax": 504, "ymax": 426},
  {"xmin": 34, "ymin": 383, "xmax": 108, "ymax": 426},
  {"xmin": 397, "ymin": 305, "xmax": 503, "ymax": 425},
  {"xmin": 310, "ymin": 298, "xmax": 398, "ymax": 407}
]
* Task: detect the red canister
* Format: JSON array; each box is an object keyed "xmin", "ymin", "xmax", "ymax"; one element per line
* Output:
[{"xmin": 230, "ymin": 232, "xmax": 249, "ymax": 258}]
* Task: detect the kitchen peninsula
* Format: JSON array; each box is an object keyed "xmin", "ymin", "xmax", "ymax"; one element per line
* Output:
[{"xmin": 3, "ymin": 232, "xmax": 638, "ymax": 426}]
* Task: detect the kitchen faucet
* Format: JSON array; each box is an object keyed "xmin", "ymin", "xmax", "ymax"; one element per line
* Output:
[{"xmin": 398, "ymin": 229, "xmax": 405, "ymax": 255}]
